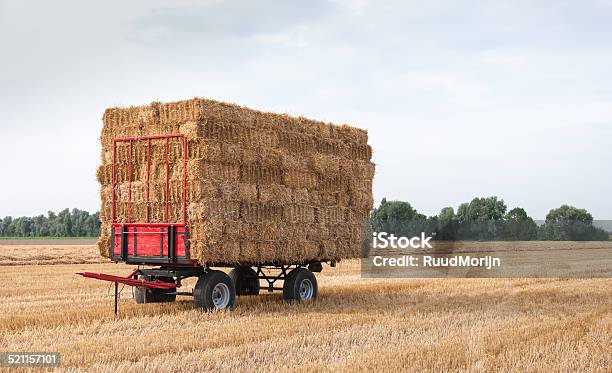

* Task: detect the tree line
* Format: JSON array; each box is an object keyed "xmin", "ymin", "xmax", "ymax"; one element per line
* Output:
[
  {"xmin": 0, "ymin": 209, "xmax": 100, "ymax": 237},
  {"xmin": 1, "ymin": 199, "xmax": 609, "ymax": 240},
  {"xmin": 372, "ymin": 197, "xmax": 610, "ymax": 241}
]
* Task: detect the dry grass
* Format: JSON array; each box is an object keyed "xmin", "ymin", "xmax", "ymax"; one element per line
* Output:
[
  {"xmin": 0, "ymin": 244, "xmax": 610, "ymax": 372},
  {"xmin": 0, "ymin": 244, "xmax": 103, "ymax": 266}
]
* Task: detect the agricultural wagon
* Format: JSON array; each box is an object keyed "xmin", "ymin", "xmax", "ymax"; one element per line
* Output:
[{"xmin": 78, "ymin": 99, "xmax": 374, "ymax": 312}]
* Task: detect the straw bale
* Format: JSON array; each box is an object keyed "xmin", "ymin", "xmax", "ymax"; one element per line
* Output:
[
  {"xmin": 218, "ymin": 183, "xmax": 258, "ymax": 202},
  {"xmin": 279, "ymin": 152, "xmax": 308, "ymax": 170},
  {"xmin": 318, "ymin": 192, "xmax": 337, "ymax": 206},
  {"xmin": 349, "ymin": 190, "xmax": 374, "ymax": 210},
  {"xmin": 336, "ymin": 191, "xmax": 351, "ymax": 207},
  {"xmin": 240, "ymin": 164, "xmax": 283, "ymax": 185},
  {"xmin": 283, "ymin": 205, "xmax": 315, "ymax": 224},
  {"xmin": 187, "ymin": 161, "xmax": 240, "ymax": 182},
  {"xmin": 97, "ymin": 236, "xmax": 111, "ymax": 257},
  {"xmin": 239, "ymin": 203, "xmax": 284, "ymax": 222},
  {"xmin": 188, "ymin": 201, "xmax": 240, "ymax": 221},
  {"xmin": 188, "ymin": 140, "xmax": 222, "ymax": 161},
  {"xmin": 190, "ymin": 220, "xmax": 223, "ymax": 242},
  {"xmin": 318, "ymin": 175, "xmax": 347, "ymax": 192},
  {"xmin": 98, "ymin": 97, "xmax": 374, "ymax": 264},
  {"xmin": 292, "ymin": 188, "xmax": 310, "ymax": 205},
  {"xmin": 308, "ymin": 191, "xmax": 322, "ymax": 205},
  {"xmin": 309, "ymin": 154, "xmax": 340, "ymax": 175},
  {"xmin": 282, "ymin": 170, "xmax": 318, "ymax": 189},
  {"xmin": 353, "ymin": 160, "xmax": 376, "ymax": 179},
  {"xmin": 259, "ymin": 184, "xmax": 292, "ymax": 204}
]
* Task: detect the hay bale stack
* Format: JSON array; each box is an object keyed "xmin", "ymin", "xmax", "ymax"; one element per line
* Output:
[{"xmin": 97, "ymin": 98, "xmax": 374, "ymax": 265}]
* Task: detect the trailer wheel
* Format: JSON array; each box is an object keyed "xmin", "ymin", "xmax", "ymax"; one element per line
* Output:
[
  {"xmin": 134, "ymin": 276, "xmax": 176, "ymax": 304},
  {"xmin": 134, "ymin": 275, "xmax": 154, "ymax": 304},
  {"xmin": 283, "ymin": 268, "xmax": 318, "ymax": 302},
  {"xmin": 194, "ymin": 270, "xmax": 236, "ymax": 311},
  {"xmin": 152, "ymin": 276, "xmax": 177, "ymax": 303},
  {"xmin": 228, "ymin": 266, "xmax": 260, "ymax": 296}
]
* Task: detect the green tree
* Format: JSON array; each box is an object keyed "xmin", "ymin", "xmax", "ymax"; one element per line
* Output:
[
  {"xmin": 436, "ymin": 207, "xmax": 457, "ymax": 240},
  {"xmin": 458, "ymin": 196, "xmax": 507, "ymax": 221},
  {"xmin": 372, "ymin": 198, "xmax": 416, "ymax": 235},
  {"xmin": 34, "ymin": 214, "xmax": 49, "ymax": 236},
  {"xmin": 2, "ymin": 216, "xmax": 13, "ymax": 236},
  {"xmin": 503, "ymin": 207, "xmax": 538, "ymax": 240},
  {"xmin": 539, "ymin": 205, "xmax": 609, "ymax": 240},
  {"xmin": 55, "ymin": 209, "xmax": 71, "ymax": 237},
  {"xmin": 371, "ymin": 199, "xmax": 430, "ymax": 237},
  {"xmin": 506, "ymin": 207, "xmax": 529, "ymax": 221},
  {"xmin": 0, "ymin": 209, "xmax": 100, "ymax": 238},
  {"xmin": 456, "ymin": 197, "xmax": 507, "ymax": 240}
]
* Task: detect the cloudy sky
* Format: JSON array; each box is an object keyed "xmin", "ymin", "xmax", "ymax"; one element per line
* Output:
[{"xmin": 0, "ymin": 0, "xmax": 611, "ymax": 219}]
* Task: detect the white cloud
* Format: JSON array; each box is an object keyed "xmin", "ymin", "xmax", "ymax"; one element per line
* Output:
[
  {"xmin": 0, "ymin": 0, "xmax": 611, "ymax": 219},
  {"xmin": 329, "ymin": 0, "xmax": 372, "ymax": 16}
]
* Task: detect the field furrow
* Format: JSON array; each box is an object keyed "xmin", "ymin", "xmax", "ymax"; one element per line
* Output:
[{"xmin": 0, "ymin": 244, "xmax": 610, "ymax": 372}]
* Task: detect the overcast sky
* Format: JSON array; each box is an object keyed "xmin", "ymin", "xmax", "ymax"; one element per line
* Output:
[{"xmin": 0, "ymin": 0, "xmax": 611, "ymax": 219}]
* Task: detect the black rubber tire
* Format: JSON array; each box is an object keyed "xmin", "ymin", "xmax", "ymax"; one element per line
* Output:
[
  {"xmin": 282, "ymin": 268, "xmax": 318, "ymax": 301},
  {"xmin": 193, "ymin": 270, "xmax": 236, "ymax": 311},
  {"xmin": 153, "ymin": 276, "xmax": 177, "ymax": 303},
  {"xmin": 134, "ymin": 275, "xmax": 176, "ymax": 304},
  {"xmin": 228, "ymin": 266, "xmax": 260, "ymax": 296}
]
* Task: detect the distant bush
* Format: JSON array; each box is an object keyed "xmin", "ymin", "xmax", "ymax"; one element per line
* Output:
[
  {"xmin": 371, "ymin": 198, "xmax": 609, "ymax": 241},
  {"xmin": 538, "ymin": 205, "xmax": 610, "ymax": 241},
  {"xmin": 0, "ymin": 209, "xmax": 100, "ymax": 237}
]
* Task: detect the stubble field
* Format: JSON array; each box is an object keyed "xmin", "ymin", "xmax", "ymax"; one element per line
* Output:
[{"xmin": 0, "ymin": 242, "xmax": 610, "ymax": 372}]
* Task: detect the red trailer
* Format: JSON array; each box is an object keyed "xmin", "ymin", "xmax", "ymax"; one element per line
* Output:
[{"xmin": 78, "ymin": 134, "xmax": 326, "ymax": 313}]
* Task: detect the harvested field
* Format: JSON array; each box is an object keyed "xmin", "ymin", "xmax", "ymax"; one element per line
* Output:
[
  {"xmin": 0, "ymin": 242, "xmax": 610, "ymax": 372},
  {"xmin": 0, "ymin": 244, "xmax": 103, "ymax": 266},
  {"xmin": 0, "ymin": 239, "xmax": 97, "ymax": 245}
]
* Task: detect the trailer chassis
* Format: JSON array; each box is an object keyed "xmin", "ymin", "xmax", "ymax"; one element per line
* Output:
[{"xmin": 77, "ymin": 261, "xmax": 331, "ymax": 315}]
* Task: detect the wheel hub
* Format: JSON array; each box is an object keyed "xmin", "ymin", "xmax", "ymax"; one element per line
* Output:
[
  {"xmin": 298, "ymin": 278, "xmax": 314, "ymax": 300},
  {"xmin": 212, "ymin": 283, "xmax": 230, "ymax": 309}
]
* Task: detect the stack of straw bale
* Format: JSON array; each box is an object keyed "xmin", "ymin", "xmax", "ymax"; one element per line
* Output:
[{"xmin": 97, "ymin": 98, "xmax": 374, "ymax": 265}]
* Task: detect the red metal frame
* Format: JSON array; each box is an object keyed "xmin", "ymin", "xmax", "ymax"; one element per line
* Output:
[
  {"xmin": 77, "ymin": 270, "xmax": 178, "ymax": 290},
  {"xmin": 165, "ymin": 138, "xmax": 169, "ymax": 222},
  {"xmin": 146, "ymin": 138, "xmax": 151, "ymax": 222},
  {"xmin": 111, "ymin": 134, "xmax": 190, "ymax": 263},
  {"xmin": 112, "ymin": 133, "xmax": 187, "ymax": 226}
]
